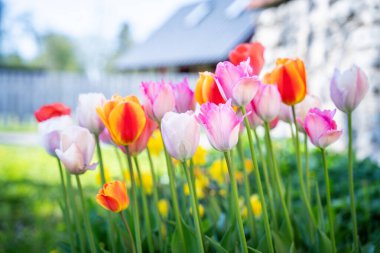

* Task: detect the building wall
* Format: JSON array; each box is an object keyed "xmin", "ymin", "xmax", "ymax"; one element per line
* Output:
[{"xmin": 253, "ymin": 0, "xmax": 380, "ymax": 162}]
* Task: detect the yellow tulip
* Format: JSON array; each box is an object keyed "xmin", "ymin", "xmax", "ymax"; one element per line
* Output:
[{"xmin": 157, "ymin": 199, "xmax": 170, "ymax": 219}]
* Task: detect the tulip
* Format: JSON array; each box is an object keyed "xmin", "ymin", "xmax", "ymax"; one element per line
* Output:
[
  {"xmin": 96, "ymin": 95, "xmax": 146, "ymax": 146},
  {"xmin": 37, "ymin": 115, "xmax": 73, "ymax": 156},
  {"xmin": 304, "ymin": 108, "xmax": 343, "ymax": 148},
  {"xmin": 122, "ymin": 110, "xmax": 158, "ymax": 156},
  {"xmin": 229, "ymin": 42, "xmax": 265, "ymax": 75},
  {"xmin": 295, "ymin": 94, "xmax": 321, "ymax": 132},
  {"xmin": 34, "ymin": 102, "xmax": 71, "ymax": 122},
  {"xmin": 157, "ymin": 199, "xmax": 170, "ymax": 219},
  {"xmin": 278, "ymin": 103, "xmax": 293, "ymax": 123},
  {"xmin": 266, "ymin": 58, "xmax": 307, "ymax": 105},
  {"xmin": 96, "ymin": 181, "xmax": 129, "ymax": 213},
  {"xmin": 195, "ymin": 71, "xmax": 225, "ymax": 105},
  {"xmin": 55, "ymin": 125, "xmax": 97, "ymax": 174},
  {"xmin": 161, "ymin": 111, "xmax": 200, "ymax": 161},
  {"xmin": 196, "ymin": 100, "xmax": 244, "ymax": 152},
  {"xmin": 77, "ymin": 93, "xmax": 106, "ymax": 134},
  {"xmin": 215, "ymin": 59, "xmax": 260, "ymax": 106},
  {"xmin": 252, "ymin": 84, "xmax": 281, "ymax": 122},
  {"xmin": 171, "ymin": 78, "xmax": 196, "ymax": 113},
  {"xmin": 245, "ymin": 102, "xmax": 263, "ymax": 128},
  {"xmin": 141, "ymin": 80, "xmax": 175, "ymax": 121},
  {"xmin": 330, "ymin": 65, "xmax": 369, "ymax": 113},
  {"xmin": 99, "ymin": 128, "xmax": 114, "ymax": 145}
]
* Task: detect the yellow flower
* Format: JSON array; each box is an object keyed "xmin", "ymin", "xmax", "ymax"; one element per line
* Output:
[
  {"xmin": 157, "ymin": 199, "xmax": 170, "ymax": 218},
  {"xmin": 139, "ymin": 171, "xmax": 153, "ymax": 195},
  {"xmin": 193, "ymin": 146, "xmax": 207, "ymax": 166},
  {"xmin": 147, "ymin": 130, "xmax": 163, "ymax": 156},
  {"xmin": 208, "ymin": 159, "xmax": 228, "ymax": 185},
  {"xmin": 244, "ymin": 159, "xmax": 253, "ymax": 174},
  {"xmin": 184, "ymin": 179, "xmax": 206, "ymax": 199},
  {"xmin": 190, "ymin": 204, "xmax": 205, "ymax": 218},
  {"xmin": 96, "ymin": 166, "xmax": 112, "ymax": 185},
  {"xmin": 250, "ymin": 194, "xmax": 262, "ymax": 218},
  {"xmin": 194, "ymin": 168, "xmax": 210, "ymax": 188},
  {"xmin": 235, "ymin": 171, "xmax": 244, "ymax": 184}
]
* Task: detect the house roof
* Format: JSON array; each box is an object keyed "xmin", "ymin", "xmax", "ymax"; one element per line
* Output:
[{"xmin": 116, "ymin": 0, "xmax": 258, "ymax": 70}]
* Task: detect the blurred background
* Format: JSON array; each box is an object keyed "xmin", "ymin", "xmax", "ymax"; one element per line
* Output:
[{"xmin": 0, "ymin": 0, "xmax": 379, "ymax": 251}]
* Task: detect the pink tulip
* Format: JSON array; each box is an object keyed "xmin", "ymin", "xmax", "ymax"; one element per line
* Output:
[
  {"xmin": 171, "ymin": 78, "xmax": 196, "ymax": 113},
  {"xmin": 215, "ymin": 59, "xmax": 260, "ymax": 106},
  {"xmin": 55, "ymin": 125, "xmax": 97, "ymax": 174},
  {"xmin": 330, "ymin": 65, "xmax": 369, "ymax": 113},
  {"xmin": 141, "ymin": 80, "xmax": 175, "ymax": 121},
  {"xmin": 245, "ymin": 102, "xmax": 263, "ymax": 128},
  {"xmin": 38, "ymin": 115, "xmax": 73, "ymax": 156},
  {"xmin": 121, "ymin": 113, "xmax": 158, "ymax": 156},
  {"xmin": 252, "ymin": 84, "xmax": 281, "ymax": 122},
  {"xmin": 161, "ymin": 111, "xmax": 200, "ymax": 161},
  {"xmin": 304, "ymin": 108, "xmax": 343, "ymax": 148},
  {"xmin": 278, "ymin": 103, "xmax": 292, "ymax": 123},
  {"xmin": 99, "ymin": 128, "xmax": 114, "ymax": 145},
  {"xmin": 196, "ymin": 100, "xmax": 244, "ymax": 152},
  {"xmin": 77, "ymin": 93, "xmax": 106, "ymax": 134},
  {"xmin": 295, "ymin": 94, "xmax": 321, "ymax": 132}
]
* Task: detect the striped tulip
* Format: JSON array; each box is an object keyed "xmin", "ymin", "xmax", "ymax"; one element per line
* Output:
[
  {"xmin": 266, "ymin": 58, "xmax": 307, "ymax": 105},
  {"xmin": 96, "ymin": 181, "xmax": 129, "ymax": 213},
  {"xmin": 195, "ymin": 71, "xmax": 225, "ymax": 105},
  {"xmin": 96, "ymin": 95, "xmax": 146, "ymax": 146}
]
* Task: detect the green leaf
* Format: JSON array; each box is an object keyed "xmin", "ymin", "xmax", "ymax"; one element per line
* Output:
[
  {"xmin": 257, "ymin": 233, "xmax": 269, "ymax": 253},
  {"xmin": 289, "ymin": 243, "xmax": 296, "ymax": 253},
  {"xmin": 205, "ymin": 235, "xmax": 229, "ymax": 253},
  {"xmin": 220, "ymin": 220, "xmax": 238, "ymax": 252},
  {"xmin": 171, "ymin": 219, "xmax": 199, "ymax": 253},
  {"xmin": 316, "ymin": 229, "xmax": 333, "ymax": 253},
  {"xmin": 248, "ymin": 246, "xmax": 263, "ymax": 253},
  {"xmin": 272, "ymin": 230, "xmax": 292, "ymax": 253}
]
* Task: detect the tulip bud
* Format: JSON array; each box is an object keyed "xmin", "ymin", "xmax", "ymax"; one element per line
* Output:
[
  {"xmin": 141, "ymin": 80, "xmax": 175, "ymax": 121},
  {"xmin": 252, "ymin": 84, "xmax": 281, "ymax": 122},
  {"xmin": 77, "ymin": 93, "xmax": 106, "ymax": 134},
  {"xmin": 55, "ymin": 125, "xmax": 97, "ymax": 174},
  {"xmin": 96, "ymin": 181, "xmax": 129, "ymax": 213},
  {"xmin": 215, "ymin": 59, "xmax": 260, "ymax": 106},
  {"xmin": 304, "ymin": 108, "xmax": 343, "ymax": 148},
  {"xmin": 196, "ymin": 100, "xmax": 243, "ymax": 152},
  {"xmin": 330, "ymin": 65, "xmax": 369, "ymax": 113},
  {"xmin": 295, "ymin": 94, "xmax": 321, "ymax": 132},
  {"xmin": 195, "ymin": 71, "xmax": 225, "ymax": 105},
  {"xmin": 161, "ymin": 111, "xmax": 200, "ymax": 161},
  {"xmin": 171, "ymin": 78, "xmax": 196, "ymax": 113}
]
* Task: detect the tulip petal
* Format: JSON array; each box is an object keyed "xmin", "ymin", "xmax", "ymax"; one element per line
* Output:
[
  {"xmin": 96, "ymin": 194, "xmax": 121, "ymax": 212},
  {"xmin": 318, "ymin": 130, "xmax": 343, "ymax": 148},
  {"xmin": 56, "ymin": 144, "xmax": 85, "ymax": 174},
  {"xmin": 232, "ymin": 77, "xmax": 260, "ymax": 106}
]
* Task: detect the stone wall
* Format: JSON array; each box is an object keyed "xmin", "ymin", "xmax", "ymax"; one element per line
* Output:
[{"xmin": 253, "ymin": 0, "xmax": 380, "ymax": 162}]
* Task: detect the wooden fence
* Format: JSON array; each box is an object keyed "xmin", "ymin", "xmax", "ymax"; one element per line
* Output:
[{"xmin": 0, "ymin": 70, "xmax": 198, "ymax": 123}]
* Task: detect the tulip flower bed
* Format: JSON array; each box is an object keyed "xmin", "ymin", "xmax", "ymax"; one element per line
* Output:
[{"xmin": 24, "ymin": 42, "xmax": 380, "ymax": 253}]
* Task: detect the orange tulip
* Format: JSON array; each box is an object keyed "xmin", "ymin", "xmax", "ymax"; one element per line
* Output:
[
  {"xmin": 266, "ymin": 58, "xmax": 307, "ymax": 105},
  {"xmin": 96, "ymin": 181, "xmax": 129, "ymax": 212},
  {"xmin": 194, "ymin": 72, "xmax": 225, "ymax": 105},
  {"xmin": 96, "ymin": 95, "xmax": 146, "ymax": 146}
]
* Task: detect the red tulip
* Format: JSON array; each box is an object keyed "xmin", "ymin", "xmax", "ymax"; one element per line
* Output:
[
  {"xmin": 229, "ymin": 42, "xmax": 265, "ymax": 75},
  {"xmin": 34, "ymin": 103, "xmax": 71, "ymax": 122}
]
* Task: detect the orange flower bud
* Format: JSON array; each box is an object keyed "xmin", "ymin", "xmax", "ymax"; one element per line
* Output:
[
  {"xmin": 266, "ymin": 58, "xmax": 307, "ymax": 105},
  {"xmin": 96, "ymin": 95, "xmax": 146, "ymax": 146},
  {"xmin": 194, "ymin": 72, "xmax": 225, "ymax": 105},
  {"xmin": 96, "ymin": 181, "xmax": 129, "ymax": 213}
]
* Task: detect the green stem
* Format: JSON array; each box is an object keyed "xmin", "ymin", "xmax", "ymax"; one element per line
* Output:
[
  {"xmin": 320, "ymin": 148, "xmax": 336, "ymax": 253},
  {"xmin": 236, "ymin": 138, "xmax": 257, "ymax": 239},
  {"xmin": 95, "ymin": 135, "xmax": 116, "ymax": 253},
  {"xmin": 264, "ymin": 122, "xmax": 294, "ymax": 241},
  {"xmin": 252, "ymin": 128, "xmax": 278, "ymax": 228},
  {"xmin": 182, "ymin": 161, "xmax": 205, "ymax": 253},
  {"xmin": 120, "ymin": 211, "xmax": 137, "ymax": 253},
  {"xmin": 159, "ymin": 130, "xmax": 186, "ymax": 249},
  {"xmin": 348, "ymin": 112, "xmax": 359, "ymax": 252},
  {"xmin": 66, "ymin": 171, "xmax": 86, "ymax": 253},
  {"xmin": 56, "ymin": 159, "xmax": 76, "ymax": 252},
  {"xmin": 224, "ymin": 151, "xmax": 248, "ymax": 253},
  {"xmin": 75, "ymin": 175, "xmax": 97, "ymax": 253},
  {"xmin": 241, "ymin": 106, "xmax": 274, "ymax": 253},
  {"xmin": 291, "ymin": 106, "xmax": 317, "ymax": 227},
  {"xmin": 146, "ymin": 148, "xmax": 163, "ymax": 248},
  {"xmin": 133, "ymin": 156, "xmax": 155, "ymax": 253},
  {"xmin": 114, "ymin": 146, "xmax": 126, "ymax": 181},
  {"xmin": 189, "ymin": 159, "xmax": 203, "ymax": 234},
  {"xmin": 124, "ymin": 146, "xmax": 143, "ymax": 253},
  {"xmin": 304, "ymin": 132, "xmax": 311, "ymax": 200}
]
